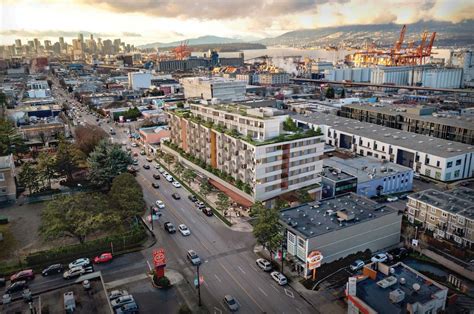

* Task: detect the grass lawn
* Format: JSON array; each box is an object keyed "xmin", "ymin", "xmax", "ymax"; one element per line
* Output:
[{"xmin": 0, "ymin": 224, "xmax": 17, "ymax": 260}]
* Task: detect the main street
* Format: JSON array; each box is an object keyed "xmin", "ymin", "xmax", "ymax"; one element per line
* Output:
[{"xmin": 54, "ymin": 83, "xmax": 319, "ymax": 313}]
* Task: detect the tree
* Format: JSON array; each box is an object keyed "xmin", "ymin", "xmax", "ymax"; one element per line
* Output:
[
  {"xmin": 18, "ymin": 162, "xmax": 40, "ymax": 194},
  {"xmin": 40, "ymin": 193, "xmax": 117, "ymax": 244},
  {"xmin": 87, "ymin": 139, "xmax": 132, "ymax": 189},
  {"xmin": 182, "ymin": 169, "xmax": 196, "ymax": 184},
  {"xmin": 325, "ymin": 87, "xmax": 335, "ymax": 99},
  {"xmin": 199, "ymin": 181, "xmax": 212, "ymax": 198},
  {"xmin": 282, "ymin": 116, "xmax": 299, "ymax": 132},
  {"xmin": 74, "ymin": 125, "xmax": 108, "ymax": 155},
  {"xmin": 216, "ymin": 192, "xmax": 230, "ymax": 215},
  {"xmin": 0, "ymin": 118, "xmax": 27, "ymax": 156},
  {"xmin": 163, "ymin": 153, "xmax": 175, "ymax": 165},
  {"xmin": 55, "ymin": 137, "xmax": 83, "ymax": 182},
  {"xmin": 252, "ymin": 203, "xmax": 283, "ymax": 254},
  {"xmin": 340, "ymin": 88, "xmax": 346, "ymax": 98},
  {"xmin": 37, "ymin": 152, "xmax": 56, "ymax": 189},
  {"xmin": 108, "ymin": 173, "xmax": 146, "ymax": 222},
  {"xmin": 315, "ymin": 126, "xmax": 322, "ymax": 136},
  {"xmin": 275, "ymin": 199, "xmax": 290, "ymax": 210},
  {"xmin": 174, "ymin": 163, "xmax": 185, "ymax": 178},
  {"xmin": 297, "ymin": 190, "xmax": 312, "ymax": 203}
]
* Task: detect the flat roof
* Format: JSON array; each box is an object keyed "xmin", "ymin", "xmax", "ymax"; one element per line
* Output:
[
  {"xmin": 294, "ymin": 113, "xmax": 474, "ymax": 158},
  {"xmin": 324, "ymin": 156, "xmax": 412, "ymax": 183},
  {"xmin": 344, "ymin": 103, "xmax": 474, "ymax": 130},
  {"xmin": 0, "ymin": 155, "xmax": 13, "ymax": 169},
  {"xmin": 408, "ymin": 187, "xmax": 474, "ymax": 220},
  {"xmin": 321, "ymin": 166, "xmax": 356, "ymax": 182},
  {"xmin": 280, "ymin": 193, "xmax": 396, "ymax": 239},
  {"xmin": 355, "ymin": 262, "xmax": 446, "ymax": 314}
]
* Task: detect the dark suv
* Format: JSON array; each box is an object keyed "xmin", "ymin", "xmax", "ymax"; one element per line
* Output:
[
  {"xmin": 42, "ymin": 264, "xmax": 63, "ymax": 276},
  {"xmin": 6, "ymin": 281, "xmax": 28, "ymax": 294},
  {"xmin": 164, "ymin": 222, "xmax": 176, "ymax": 233},
  {"xmin": 188, "ymin": 195, "xmax": 198, "ymax": 202}
]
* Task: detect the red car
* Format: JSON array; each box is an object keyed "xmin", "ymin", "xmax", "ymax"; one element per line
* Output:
[
  {"xmin": 10, "ymin": 269, "xmax": 35, "ymax": 282},
  {"xmin": 93, "ymin": 253, "xmax": 113, "ymax": 264}
]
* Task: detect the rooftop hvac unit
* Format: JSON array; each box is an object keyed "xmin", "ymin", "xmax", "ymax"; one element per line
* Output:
[
  {"xmin": 377, "ymin": 276, "xmax": 398, "ymax": 289},
  {"xmin": 389, "ymin": 289, "xmax": 406, "ymax": 303},
  {"xmin": 400, "ymin": 278, "xmax": 406, "ymax": 285},
  {"xmin": 412, "ymin": 283, "xmax": 421, "ymax": 292}
]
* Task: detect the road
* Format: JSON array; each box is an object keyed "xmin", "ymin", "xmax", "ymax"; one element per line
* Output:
[{"xmin": 39, "ymin": 79, "xmax": 319, "ymax": 313}]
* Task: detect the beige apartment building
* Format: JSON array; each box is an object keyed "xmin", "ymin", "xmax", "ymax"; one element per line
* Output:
[
  {"xmin": 168, "ymin": 104, "xmax": 324, "ymax": 201},
  {"xmin": 407, "ymin": 187, "xmax": 474, "ymax": 248}
]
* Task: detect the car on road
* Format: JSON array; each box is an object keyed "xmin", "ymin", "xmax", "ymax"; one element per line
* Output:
[
  {"xmin": 187, "ymin": 250, "xmax": 201, "ymax": 265},
  {"xmin": 10, "ymin": 269, "xmax": 35, "ymax": 283},
  {"xmin": 165, "ymin": 175, "xmax": 174, "ymax": 182},
  {"xmin": 140, "ymin": 151, "xmax": 146, "ymax": 156},
  {"xmin": 93, "ymin": 252, "xmax": 113, "ymax": 264},
  {"xmin": 350, "ymin": 260, "xmax": 365, "ymax": 271},
  {"xmin": 131, "ymin": 143, "xmax": 138, "ymax": 147},
  {"xmin": 108, "ymin": 289, "xmax": 129, "ymax": 301},
  {"xmin": 132, "ymin": 158, "xmax": 138, "ymax": 165},
  {"xmin": 172, "ymin": 193, "xmax": 181, "ymax": 200},
  {"xmin": 69, "ymin": 258, "xmax": 90, "ymax": 269},
  {"xmin": 256, "ymin": 258, "xmax": 272, "ymax": 272},
  {"xmin": 156, "ymin": 200, "xmax": 165, "ymax": 208},
  {"xmin": 195, "ymin": 201, "xmax": 205, "ymax": 208},
  {"xmin": 188, "ymin": 194, "xmax": 198, "ymax": 202},
  {"xmin": 111, "ymin": 295, "xmax": 135, "ymax": 309},
  {"xmin": 164, "ymin": 222, "xmax": 176, "ymax": 233},
  {"xmin": 152, "ymin": 182, "xmax": 160, "ymax": 189},
  {"xmin": 115, "ymin": 302, "xmax": 139, "ymax": 314},
  {"xmin": 63, "ymin": 266, "xmax": 92, "ymax": 279},
  {"xmin": 223, "ymin": 295, "xmax": 239, "ymax": 312},
  {"xmin": 153, "ymin": 173, "xmax": 161, "ymax": 180},
  {"xmin": 202, "ymin": 207, "xmax": 213, "ymax": 216},
  {"xmin": 5, "ymin": 281, "xmax": 28, "ymax": 294},
  {"xmin": 271, "ymin": 271, "xmax": 288, "ymax": 285},
  {"xmin": 41, "ymin": 264, "xmax": 63, "ymax": 276},
  {"xmin": 178, "ymin": 224, "xmax": 191, "ymax": 236},
  {"xmin": 388, "ymin": 247, "xmax": 408, "ymax": 260},
  {"xmin": 143, "ymin": 164, "xmax": 150, "ymax": 170},
  {"xmin": 387, "ymin": 196, "xmax": 398, "ymax": 202},
  {"xmin": 172, "ymin": 181, "xmax": 181, "ymax": 188},
  {"xmin": 158, "ymin": 167, "xmax": 165, "ymax": 173},
  {"xmin": 146, "ymin": 156, "xmax": 153, "ymax": 162},
  {"xmin": 371, "ymin": 253, "xmax": 388, "ymax": 263}
]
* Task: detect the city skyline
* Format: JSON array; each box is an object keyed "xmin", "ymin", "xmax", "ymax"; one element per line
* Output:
[{"xmin": 1, "ymin": 0, "xmax": 473, "ymax": 45}]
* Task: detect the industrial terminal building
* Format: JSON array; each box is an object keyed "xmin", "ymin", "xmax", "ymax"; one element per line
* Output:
[{"xmin": 294, "ymin": 113, "xmax": 474, "ymax": 182}]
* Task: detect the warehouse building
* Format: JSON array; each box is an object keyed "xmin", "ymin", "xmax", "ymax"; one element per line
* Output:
[
  {"xmin": 280, "ymin": 193, "xmax": 401, "ymax": 277},
  {"xmin": 294, "ymin": 113, "xmax": 474, "ymax": 182},
  {"xmin": 339, "ymin": 104, "xmax": 474, "ymax": 145},
  {"xmin": 180, "ymin": 76, "xmax": 246, "ymax": 102}
]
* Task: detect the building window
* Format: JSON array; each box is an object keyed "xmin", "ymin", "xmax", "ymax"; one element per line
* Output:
[
  {"xmin": 436, "ymin": 161, "xmax": 440, "ymax": 167},
  {"xmin": 0, "ymin": 173, "xmax": 4, "ymax": 181},
  {"xmin": 435, "ymin": 172, "xmax": 441, "ymax": 180},
  {"xmin": 425, "ymin": 169, "xmax": 431, "ymax": 177},
  {"xmin": 297, "ymin": 238, "xmax": 305, "ymax": 248},
  {"xmin": 447, "ymin": 161, "xmax": 453, "ymax": 168},
  {"xmin": 446, "ymin": 173, "xmax": 451, "ymax": 180},
  {"xmin": 454, "ymin": 170, "xmax": 460, "ymax": 178},
  {"xmin": 442, "ymin": 212, "xmax": 448, "ymax": 218},
  {"xmin": 458, "ymin": 217, "xmax": 465, "ymax": 225},
  {"xmin": 430, "ymin": 207, "xmax": 436, "ymax": 214},
  {"xmin": 456, "ymin": 159, "xmax": 462, "ymax": 166},
  {"xmin": 430, "ymin": 216, "xmax": 436, "ymax": 221}
]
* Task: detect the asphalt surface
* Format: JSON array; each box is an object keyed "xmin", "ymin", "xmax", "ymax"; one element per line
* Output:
[{"xmin": 24, "ymin": 80, "xmax": 318, "ymax": 313}]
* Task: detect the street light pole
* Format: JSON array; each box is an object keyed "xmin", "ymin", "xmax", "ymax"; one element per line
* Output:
[
  {"xmin": 150, "ymin": 205, "xmax": 154, "ymax": 231},
  {"xmin": 197, "ymin": 264, "xmax": 202, "ymax": 306}
]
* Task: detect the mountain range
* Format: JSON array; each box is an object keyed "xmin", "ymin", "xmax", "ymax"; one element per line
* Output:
[{"xmin": 138, "ymin": 20, "xmax": 474, "ymax": 50}]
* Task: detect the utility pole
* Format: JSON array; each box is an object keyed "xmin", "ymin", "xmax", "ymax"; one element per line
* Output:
[
  {"xmin": 196, "ymin": 264, "xmax": 202, "ymax": 306},
  {"xmin": 150, "ymin": 205, "xmax": 154, "ymax": 230}
]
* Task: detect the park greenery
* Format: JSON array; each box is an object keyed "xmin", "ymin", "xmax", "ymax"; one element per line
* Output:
[
  {"xmin": 0, "ymin": 118, "xmax": 27, "ymax": 156},
  {"xmin": 251, "ymin": 202, "xmax": 283, "ymax": 255},
  {"xmin": 216, "ymin": 192, "xmax": 230, "ymax": 215},
  {"xmin": 74, "ymin": 125, "xmax": 108, "ymax": 155}
]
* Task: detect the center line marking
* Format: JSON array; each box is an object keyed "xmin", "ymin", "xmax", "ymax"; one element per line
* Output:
[
  {"xmin": 238, "ymin": 266, "xmax": 246, "ymax": 274},
  {"xmin": 258, "ymin": 287, "xmax": 268, "ymax": 297},
  {"xmin": 214, "ymin": 274, "xmax": 222, "ymax": 283}
]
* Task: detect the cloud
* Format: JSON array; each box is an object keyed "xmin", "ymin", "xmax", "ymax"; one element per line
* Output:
[
  {"xmin": 371, "ymin": 13, "xmax": 398, "ymax": 24},
  {"xmin": 79, "ymin": 0, "xmax": 348, "ymax": 20},
  {"xmin": 0, "ymin": 29, "xmax": 140, "ymax": 39},
  {"xmin": 122, "ymin": 32, "xmax": 142, "ymax": 37}
]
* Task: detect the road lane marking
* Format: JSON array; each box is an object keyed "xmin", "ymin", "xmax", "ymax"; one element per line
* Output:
[
  {"xmin": 258, "ymin": 287, "xmax": 268, "ymax": 297},
  {"xmin": 271, "ymin": 285, "xmax": 279, "ymax": 292},
  {"xmin": 296, "ymin": 308, "xmax": 302, "ymax": 314},
  {"xmin": 237, "ymin": 266, "xmax": 246, "ymax": 274},
  {"xmin": 251, "ymin": 265, "xmax": 259, "ymax": 272},
  {"xmin": 214, "ymin": 307, "xmax": 222, "ymax": 314},
  {"xmin": 284, "ymin": 288, "xmax": 294, "ymax": 298},
  {"xmin": 214, "ymin": 274, "xmax": 222, "ymax": 283}
]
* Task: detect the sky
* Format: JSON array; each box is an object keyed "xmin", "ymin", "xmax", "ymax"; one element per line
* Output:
[{"xmin": 1, "ymin": 0, "xmax": 473, "ymax": 46}]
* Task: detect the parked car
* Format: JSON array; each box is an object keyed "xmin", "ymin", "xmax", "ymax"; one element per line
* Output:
[
  {"xmin": 387, "ymin": 196, "xmax": 398, "ymax": 202},
  {"xmin": 93, "ymin": 252, "xmax": 113, "ymax": 264},
  {"xmin": 10, "ymin": 269, "xmax": 35, "ymax": 283},
  {"xmin": 350, "ymin": 260, "xmax": 365, "ymax": 271},
  {"xmin": 256, "ymin": 258, "xmax": 272, "ymax": 272},
  {"xmin": 371, "ymin": 253, "xmax": 388, "ymax": 263},
  {"xmin": 108, "ymin": 289, "xmax": 129, "ymax": 301},
  {"xmin": 388, "ymin": 247, "xmax": 408, "ymax": 260},
  {"xmin": 153, "ymin": 174, "xmax": 161, "ymax": 180},
  {"xmin": 271, "ymin": 271, "xmax": 288, "ymax": 285},
  {"xmin": 202, "ymin": 207, "xmax": 213, "ymax": 216},
  {"xmin": 69, "ymin": 258, "xmax": 90, "ymax": 269},
  {"xmin": 111, "ymin": 295, "xmax": 135, "ymax": 309},
  {"xmin": 178, "ymin": 224, "xmax": 191, "ymax": 236},
  {"xmin": 131, "ymin": 143, "xmax": 138, "ymax": 147},
  {"xmin": 63, "ymin": 266, "xmax": 87, "ymax": 279},
  {"xmin": 158, "ymin": 167, "xmax": 165, "ymax": 173},
  {"xmin": 152, "ymin": 182, "xmax": 160, "ymax": 189},
  {"xmin": 172, "ymin": 181, "xmax": 181, "ymax": 188},
  {"xmin": 146, "ymin": 156, "xmax": 153, "ymax": 162},
  {"xmin": 115, "ymin": 302, "xmax": 139, "ymax": 314},
  {"xmin": 223, "ymin": 295, "xmax": 239, "ymax": 311},
  {"xmin": 164, "ymin": 222, "xmax": 176, "ymax": 234},
  {"xmin": 41, "ymin": 264, "xmax": 63, "ymax": 276},
  {"xmin": 195, "ymin": 201, "xmax": 205, "ymax": 208},
  {"xmin": 6, "ymin": 281, "xmax": 28, "ymax": 294},
  {"xmin": 155, "ymin": 200, "xmax": 165, "ymax": 208},
  {"xmin": 172, "ymin": 193, "xmax": 181, "ymax": 200},
  {"xmin": 143, "ymin": 164, "xmax": 150, "ymax": 170},
  {"xmin": 188, "ymin": 195, "xmax": 198, "ymax": 202},
  {"xmin": 187, "ymin": 250, "xmax": 201, "ymax": 265},
  {"xmin": 165, "ymin": 175, "xmax": 173, "ymax": 182},
  {"xmin": 140, "ymin": 151, "xmax": 146, "ymax": 155}
]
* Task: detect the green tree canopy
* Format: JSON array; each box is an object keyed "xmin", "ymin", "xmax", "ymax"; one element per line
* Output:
[
  {"xmin": 283, "ymin": 116, "xmax": 299, "ymax": 132},
  {"xmin": 40, "ymin": 193, "xmax": 118, "ymax": 244},
  {"xmin": 55, "ymin": 137, "xmax": 84, "ymax": 182},
  {"xmin": 0, "ymin": 118, "xmax": 27, "ymax": 156},
  {"xmin": 252, "ymin": 202, "xmax": 283, "ymax": 253},
  {"xmin": 37, "ymin": 152, "xmax": 56, "ymax": 188},
  {"xmin": 325, "ymin": 87, "xmax": 335, "ymax": 99},
  {"xmin": 216, "ymin": 192, "xmax": 230, "ymax": 214},
  {"xmin": 199, "ymin": 181, "xmax": 213, "ymax": 198},
  {"xmin": 87, "ymin": 139, "xmax": 132, "ymax": 189},
  {"xmin": 182, "ymin": 169, "xmax": 197, "ymax": 184},
  {"xmin": 108, "ymin": 173, "xmax": 146, "ymax": 222},
  {"xmin": 18, "ymin": 162, "xmax": 40, "ymax": 194}
]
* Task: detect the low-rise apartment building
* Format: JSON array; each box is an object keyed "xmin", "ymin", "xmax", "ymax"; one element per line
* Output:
[
  {"xmin": 339, "ymin": 103, "xmax": 474, "ymax": 144},
  {"xmin": 167, "ymin": 104, "xmax": 324, "ymax": 201},
  {"xmin": 407, "ymin": 187, "xmax": 474, "ymax": 248},
  {"xmin": 294, "ymin": 113, "xmax": 474, "ymax": 182},
  {"xmin": 258, "ymin": 73, "xmax": 290, "ymax": 86},
  {"xmin": 19, "ymin": 121, "xmax": 68, "ymax": 147},
  {"xmin": 0, "ymin": 154, "xmax": 16, "ymax": 202},
  {"xmin": 180, "ymin": 77, "xmax": 246, "ymax": 102},
  {"xmin": 280, "ymin": 193, "xmax": 401, "ymax": 277}
]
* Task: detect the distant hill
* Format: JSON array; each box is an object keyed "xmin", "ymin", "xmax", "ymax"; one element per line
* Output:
[
  {"xmin": 258, "ymin": 20, "xmax": 474, "ymax": 48},
  {"xmin": 138, "ymin": 35, "xmax": 244, "ymax": 49}
]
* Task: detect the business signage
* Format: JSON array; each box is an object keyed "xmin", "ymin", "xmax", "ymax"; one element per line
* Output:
[
  {"xmin": 153, "ymin": 248, "xmax": 166, "ymax": 267},
  {"xmin": 307, "ymin": 250, "xmax": 323, "ymax": 270}
]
